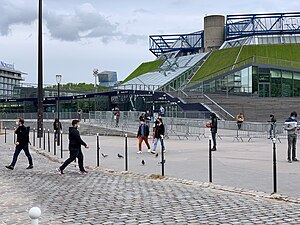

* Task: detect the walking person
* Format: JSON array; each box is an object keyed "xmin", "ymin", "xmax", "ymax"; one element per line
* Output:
[
  {"xmin": 151, "ymin": 118, "xmax": 165, "ymax": 154},
  {"xmin": 56, "ymin": 119, "xmax": 89, "ymax": 174},
  {"xmin": 6, "ymin": 118, "xmax": 33, "ymax": 170},
  {"xmin": 210, "ymin": 113, "xmax": 218, "ymax": 151},
  {"xmin": 53, "ymin": 118, "xmax": 62, "ymax": 141},
  {"xmin": 137, "ymin": 118, "xmax": 151, "ymax": 154},
  {"xmin": 285, "ymin": 111, "xmax": 298, "ymax": 163}
]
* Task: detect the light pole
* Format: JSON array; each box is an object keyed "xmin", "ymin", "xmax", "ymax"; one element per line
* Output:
[
  {"xmin": 56, "ymin": 74, "xmax": 62, "ymax": 146},
  {"xmin": 37, "ymin": 0, "xmax": 43, "ymax": 138}
]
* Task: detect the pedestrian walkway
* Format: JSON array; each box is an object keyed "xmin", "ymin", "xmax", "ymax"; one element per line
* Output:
[{"xmin": 1, "ymin": 141, "xmax": 300, "ymax": 224}]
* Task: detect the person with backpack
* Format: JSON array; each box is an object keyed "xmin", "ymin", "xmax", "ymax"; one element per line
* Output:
[{"xmin": 6, "ymin": 118, "xmax": 33, "ymax": 170}]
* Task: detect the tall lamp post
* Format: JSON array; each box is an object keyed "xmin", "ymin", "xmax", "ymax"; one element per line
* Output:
[
  {"xmin": 37, "ymin": 0, "xmax": 43, "ymax": 138},
  {"xmin": 56, "ymin": 74, "xmax": 62, "ymax": 146}
]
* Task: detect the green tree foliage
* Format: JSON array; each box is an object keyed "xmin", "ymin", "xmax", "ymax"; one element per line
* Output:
[{"xmin": 47, "ymin": 83, "xmax": 111, "ymax": 92}]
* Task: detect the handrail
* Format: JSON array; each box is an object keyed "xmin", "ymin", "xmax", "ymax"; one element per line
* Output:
[{"xmin": 203, "ymin": 94, "xmax": 235, "ymax": 119}]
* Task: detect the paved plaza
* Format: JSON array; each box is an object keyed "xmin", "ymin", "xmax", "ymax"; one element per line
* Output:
[{"xmin": 1, "ymin": 129, "xmax": 300, "ymax": 224}]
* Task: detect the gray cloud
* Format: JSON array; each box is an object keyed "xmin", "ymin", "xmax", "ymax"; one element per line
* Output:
[
  {"xmin": 0, "ymin": 0, "xmax": 36, "ymax": 35},
  {"xmin": 45, "ymin": 3, "xmax": 119, "ymax": 42},
  {"xmin": 0, "ymin": 1, "xmax": 144, "ymax": 44}
]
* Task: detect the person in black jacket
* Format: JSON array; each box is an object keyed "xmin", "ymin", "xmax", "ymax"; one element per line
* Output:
[
  {"xmin": 210, "ymin": 113, "xmax": 218, "ymax": 151},
  {"xmin": 6, "ymin": 118, "xmax": 33, "ymax": 170},
  {"xmin": 56, "ymin": 119, "xmax": 88, "ymax": 174},
  {"xmin": 53, "ymin": 118, "xmax": 62, "ymax": 141},
  {"xmin": 137, "ymin": 118, "xmax": 151, "ymax": 154},
  {"xmin": 151, "ymin": 118, "xmax": 165, "ymax": 154}
]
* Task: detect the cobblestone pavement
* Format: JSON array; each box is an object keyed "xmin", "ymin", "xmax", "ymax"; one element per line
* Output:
[{"xmin": 2, "ymin": 142, "xmax": 300, "ymax": 224}]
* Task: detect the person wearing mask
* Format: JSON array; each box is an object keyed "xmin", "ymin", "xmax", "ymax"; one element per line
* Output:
[
  {"xmin": 6, "ymin": 118, "xmax": 33, "ymax": 170},
  {"xmin": 151, "ymin": 118, "xmax": 165, "ymax": 154},
  {"xmin": 285, "ymin": 111, "xmax": 298, "ymax": 163},
  {"xmin": 56, "ymin": 119, "xmax": 89, "ymax": 174},
  {"xmin": 137, "ymin": 118, "xmax": 151, "ymax": 154},
  {"xmin": 210, "ymin": 113, "xmax": 218, "ymax": 151}
]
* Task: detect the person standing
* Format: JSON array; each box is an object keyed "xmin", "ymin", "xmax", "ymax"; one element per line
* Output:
[
  {"xmin": 210, "ymin": 113, "xmax": 218, "ymax": 151},
  {"xmin": 159, "ymin": 105, "xmax": 165, "ymax": 117},
  {"xmin": 268, "ymin": 114, "xmax": 276, "ymax": 139},
  {"xmin": 137, "ymin": 118, "xmax": 151, "ymax": 154},
  {"xmin": 6, "ymin": 118, "xmax": 33, "ymax": 170},
  {"xmin": 113, "ymin": 106, "xmax": 120, "ymax": 127},
  {"xmin": 285, "ymin": 111, "xmax": 298, "ymax": 163},
  {"xmin": 151, "ymin": 118, "xmax": 165, "ymax": 154},
  {"xmin": 56, "ymin": 119, "xmax": 89, "ymax": 174},
  {"xmin": 236, "ymin": 112, "xmax": 245, "ymax": 130},
  {"xmin": 53, "ymin": 118, "xmax": 62, "ymax": 141}
]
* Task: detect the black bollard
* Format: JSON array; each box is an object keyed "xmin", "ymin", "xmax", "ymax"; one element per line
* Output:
[
  {"xmin": 38, "ymin": 128, "xmax": 42, "ymax": 148},
  {"xmin": 60, "ymin": 131, "xmax": 63, "ymax": 159},
  {"xmin": 96, "ymin": 133, "xmax": 100, "ymax": 167},
  {"xmin": 33, "ymin": 128, "xmax": 36, "ymax": 146},
  {"xmin": 125, "ymin": 134, "xmax": 128, "ymax": 171},
  {"xmin": 4, "ymin": 127, "xmax": 7, "ymax": 143},
  {"xmin": 209, "ymin": 138, "xmax": 212, "ymax": 183},
  {"xmin": 272, "ymin": 138, "xmax": 277, "ymax": 193},
  {"xmin": 43, "ymin": 128, "xmax": 46, "ymax": 150},
  {"xmin": 47, "ymin": 129, "xmax": 50, "ymax": 153},
  {"xmin": 53, "ymin": 131, "xmax": 56, "ymax": 155},
  {"xmin": 161, "ymin": 136, "xmax": 165, "ymax": 176}
]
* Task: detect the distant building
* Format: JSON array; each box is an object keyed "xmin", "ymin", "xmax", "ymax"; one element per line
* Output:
[
  {"xmin": 0, "ymin": 60, "xmax": 25, "ymax": 98},
  {"xmin": 97, "ymin": 71, "xmax": 118, "ymax": 87}
]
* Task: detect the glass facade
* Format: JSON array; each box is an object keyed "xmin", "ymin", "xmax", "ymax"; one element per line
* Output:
[{"xmin": 197, "ymin": 66, "xmax": 300, "ymax": 97}]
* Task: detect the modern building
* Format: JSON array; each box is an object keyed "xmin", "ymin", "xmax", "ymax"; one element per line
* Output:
[
  {"xmin": 0, "ymin": 60, "xmax": 25, "ymax": 98},
  {"xmin": 97, "ymin": 71, "xmax": 118, "ymax": 87},
  {"xmin": 120, "ymin": 12, "xmax": 300, "ymax": 98}
]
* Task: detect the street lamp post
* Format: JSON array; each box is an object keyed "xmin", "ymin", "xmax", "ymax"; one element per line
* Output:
[
  {"xmin": 37, "ymin": 0, "xmax": 43, "ymax": 138},
  {"xmin": 56, "ymin": 74, "xmax": 62, "ymax": 146}
]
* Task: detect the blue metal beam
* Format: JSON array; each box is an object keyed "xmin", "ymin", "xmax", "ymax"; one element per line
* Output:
[
  {"xmin": 226, "ymin": 12, "xmax": 300, "ymax": 41},
  {"xmin": 149, "ymin": 31, "xmax": 204, "ymax": 57}
]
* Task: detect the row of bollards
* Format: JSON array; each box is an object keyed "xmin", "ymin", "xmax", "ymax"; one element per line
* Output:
[
  {"xmin": 22, "ymin": 128, "xmax": 64, "ymax": 159},
  {"xmin": 95, "ymin": 133, "xmax": 166, "ymax": 176},
  {"xmin": 208, "ymin": 135, "xmax": 278, "ymax": 194},
  {"xmin": 3, "ymin": 126, "xmax": 277, "ymax": 193}
]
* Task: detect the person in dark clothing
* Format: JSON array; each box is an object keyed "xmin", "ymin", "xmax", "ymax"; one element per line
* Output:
[
  {"xmin": 6, "ymin": 118, "xmax": 33, "ymax": 170},
  {"xmin": 268, "ymin": 114, "xmax": 277, "ymax": 139},
  {"xmin": 210, "ymin": 113, "xmax": 218, "ymax": 151},
  {"xmin": 53, "ymin": 118, "xmax": 62, "ymax": 141},
  {"xmin": 56, "ymin": 119, "xmax": 89, "ymax": 174},
  {"xmin": 151, "ymin": 118, "xmax": 165, "ymax": 154},
  {"xmin": 137, "ymin": 118, "xmax": 151, "ymax": 154}
]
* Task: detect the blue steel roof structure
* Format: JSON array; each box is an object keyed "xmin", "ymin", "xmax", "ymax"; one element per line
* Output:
[
  {"xmin": 225, "ymin": 12, "xmax": 300, "ymax": 41},
  {"xmin": 149, "ymin": 31, "xmax": 204, "ymax": 57},
  {"xmin": 149, "ymin": 12, "xmax": 300, "ymax": 56}
]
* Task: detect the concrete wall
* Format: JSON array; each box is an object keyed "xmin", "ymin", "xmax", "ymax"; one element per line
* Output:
[{"xmin": 204, "ymin": 15, "xmax": 225, "ymax": 52}]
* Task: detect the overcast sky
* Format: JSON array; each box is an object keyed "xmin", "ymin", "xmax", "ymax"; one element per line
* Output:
[{"xmin": 0, "ymin": 0, "xmax": 299, "ymax": 85}]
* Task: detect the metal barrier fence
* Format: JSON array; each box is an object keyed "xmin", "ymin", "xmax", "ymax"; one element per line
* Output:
[{"xmin": 0, "ymin": 112, "xmax": 89, "ymax": 120}]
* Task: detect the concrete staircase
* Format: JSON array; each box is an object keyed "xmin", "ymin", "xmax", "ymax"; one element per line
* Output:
[{"xmin": 181, "ymin": 92, "xmax": 300, "ymax": 122}]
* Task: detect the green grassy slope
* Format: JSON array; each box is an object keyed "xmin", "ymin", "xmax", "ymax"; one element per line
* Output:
[
  {"xmin": 122, "ymin": 60, "xmax": 164, "ymax": 83},
  {"xmin": 191, "ymin": 47, "xmax": 240, "ymax": 81},
  {"xmin": 192, "ymin": 44, "xmax": 300, "ymax": 82}
]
